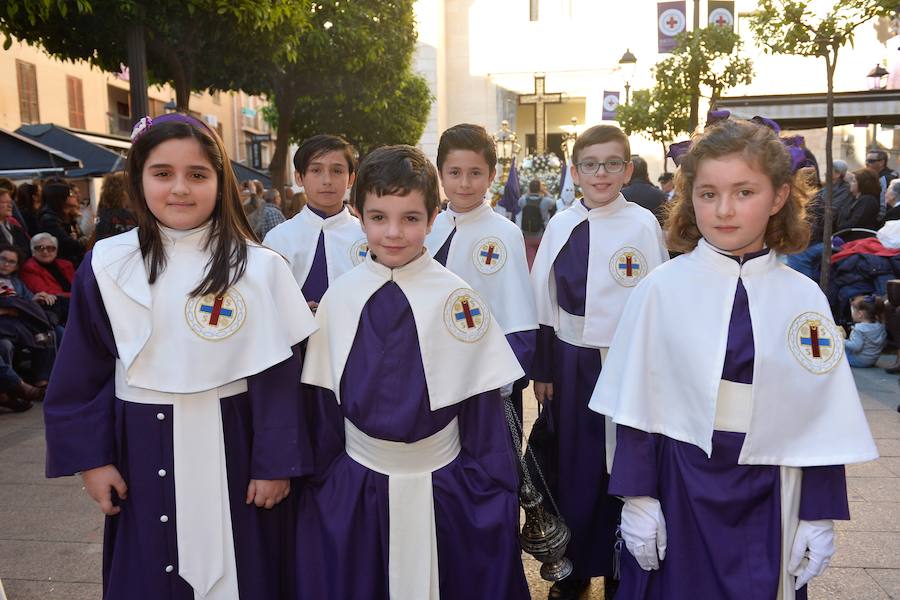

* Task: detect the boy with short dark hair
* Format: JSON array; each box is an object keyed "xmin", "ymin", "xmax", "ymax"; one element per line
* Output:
[
  {"xmin": 264, "ymin": 134, "xmax": 366, "ymax": 311},
  {"xmin": 530, "ymin": 124, "xmax": 669, "ymax": 599},
  {"xmin": 426, "ymin": 123, "xmax": 538, "ymax": 422},
  {"xmin": 298, "ymin": 145, "xmax": 530, "ymax": 600}
]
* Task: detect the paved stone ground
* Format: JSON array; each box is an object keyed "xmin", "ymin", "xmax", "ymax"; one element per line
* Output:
[{"xmin": 0, "ymin": 360, "xmax": 898, "ymax": 599}]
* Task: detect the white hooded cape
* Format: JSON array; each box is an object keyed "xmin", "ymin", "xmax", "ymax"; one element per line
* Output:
[
  {"xmin": 425, "ymin": 202, "xmax": 538, "ymax": 335},
  {"xmin": 589, "ymin": 239, "xmax": 878, "ymax": 467},
  {"xmin": 301, "ymin": 251, "xmax": 524, "ymax": 410}
]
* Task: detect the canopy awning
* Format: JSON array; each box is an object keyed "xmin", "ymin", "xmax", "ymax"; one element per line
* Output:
[
  {"xmin": 16, "ymin": 124, "xmax": 126, "ymax": 177},
  {"xmin": 0, "ymin": 128, "xmax": 82, "ymax": 179},
  {"xmin": 717, "ymin": 89, "xmax": 900, "ymax": 130}
]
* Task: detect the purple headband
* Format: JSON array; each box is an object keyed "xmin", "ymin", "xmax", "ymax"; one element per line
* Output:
[{"xmin": 130, "ymin": 113, "xmax": 211, "ymax": 142}]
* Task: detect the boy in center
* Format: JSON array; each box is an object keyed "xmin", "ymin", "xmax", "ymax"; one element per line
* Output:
[
  {"xmin": 297, "ymin": 145, "xmax": 530, "ymax": 600},
  {"xmin": 530, "ymin": 125, "xmax": 669, "ymax": 599}
]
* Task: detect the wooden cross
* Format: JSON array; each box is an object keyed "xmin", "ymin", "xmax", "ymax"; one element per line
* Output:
[{"xmin": 519, "ymin": 74, "xmax": 563, "ymax": 155}]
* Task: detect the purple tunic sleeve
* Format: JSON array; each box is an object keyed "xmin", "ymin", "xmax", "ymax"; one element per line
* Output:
[
  {"xmin": 799, "ymin": 466, "xmax": 850, "ymax": 520},
  {"xmin": 457, "ymin": 390, "xmax": 520, "ymax": 493},
  {"xmin": 608, "ymin": 425, "xmax": 660, "ymax": 498},
  {"xmin": 301, "ymin": 232, "xmax": 328, "ymax": 303},
  {"xmin": 44, "ymin": 253, "xmax": 118, "ymax": 478},
  {"xmin": 248, "ymin": 343, "xmax": 312, "ymax": 480},
  {"xmin": 531, "ymin": 325, "xmax": 556, "ymax": 383},
  {"xmin": 505, "ymin": 330, "xmax": 536, "ymax": 380}
]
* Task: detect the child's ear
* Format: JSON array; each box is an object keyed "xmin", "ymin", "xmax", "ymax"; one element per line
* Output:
[
  {"xmin": 770, "ymin": 183, "xmax": 791, "ymax": 215},
  {"xmin": 426, "ymin": 207, "xmax": 440, "ymax": 234},
  {"xmin": 294, "ymin": 170, "xmax": 304, "ymax": 188},
  {"xmin": 346, "ymin": 172, "xmax": 357, "ymax": 190}
]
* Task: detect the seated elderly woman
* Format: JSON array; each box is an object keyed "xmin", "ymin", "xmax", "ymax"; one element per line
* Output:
[
  {"xmin": 0, "ymin": 244, "xmax": 57, "ymax": 412},
  {"xmin": 20, "ymin": 233, "xmax": 74, "ymax": 325}
]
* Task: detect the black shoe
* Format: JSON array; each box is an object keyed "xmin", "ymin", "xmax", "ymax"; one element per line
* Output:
[
  {"xmin": 548, "ymin": 577, "xmax": 590, "ymax": 600},
  {"xmin": 885, "ymin": 362, "xmax": 900, "ymax": 374}
]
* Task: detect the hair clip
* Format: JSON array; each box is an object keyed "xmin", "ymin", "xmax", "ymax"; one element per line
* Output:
[{"xmin": 130, "ymin": 116, "xmax": 153, "ymax": 142}]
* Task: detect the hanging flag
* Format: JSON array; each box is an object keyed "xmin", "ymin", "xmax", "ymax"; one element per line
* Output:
[
  {"xmin": 602, "ymin": 91, "xmax": 620, "ymax": 121},
  {"xmin": 658, "ymin": 1, "xmax": 686, "ymax": 53},
  {"xmin": 499, "ymin": 157, "xmax": 521, "ymax": 220},
  {"xmin": 708, "ymin": 0, "xmax": 735, "ymax": 31},
  {"xmin": 557, "ymin": 159, "xmax": 576, "ymax": 213}
]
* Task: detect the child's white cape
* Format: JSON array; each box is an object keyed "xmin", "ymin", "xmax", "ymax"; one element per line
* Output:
[
  {"xmin": 301, "ymin": 251, "xmax": 524, "ymax": 410},
  {"xmin": 92, "ymin": 225, "xmax": 317, "ymax": 393},
  {"xmin": 589, "ymin": 239, "xmax": 878, "ymax": 466},
  {"xmin": 425, "ymin": 202, "xmax": 538, "ymax": 335},
  {"xmin": 530, "ymin": 194, "xmax": 668, "ymax": 347},
  {"xmin": 263, "ymin": 204, "xmax": 367, "ymax": 288}
]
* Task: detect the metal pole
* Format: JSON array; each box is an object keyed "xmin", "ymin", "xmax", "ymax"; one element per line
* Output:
[{"xmin": 127, "ymin": 24, "xmax": 150, "ymax": 126}]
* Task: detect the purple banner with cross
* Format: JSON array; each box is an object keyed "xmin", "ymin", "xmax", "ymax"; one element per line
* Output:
[
  {"xmin": 658, "ymin": 1, "xmax": 686, "ymax": 53},
  {"xmin": 602, "ymin": 91, "xmax": 620, "ymax": 121}
]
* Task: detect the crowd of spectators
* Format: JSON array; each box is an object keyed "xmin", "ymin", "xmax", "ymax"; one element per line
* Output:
[{"xmin": 0, "ymin": 173, "xmax": 137, "ymax": 414}]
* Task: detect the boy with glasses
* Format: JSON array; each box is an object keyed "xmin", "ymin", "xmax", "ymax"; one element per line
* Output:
[{"xmin": 530, "ymin": 124, "xmax": 668, "ymax": 599}]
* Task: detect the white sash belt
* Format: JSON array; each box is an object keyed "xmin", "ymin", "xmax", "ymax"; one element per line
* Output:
[
  {"xmin": 344, "ymin": 417, "xmax": 461, "ymax": 600},
  {"xmin": 557, "ymin": 308, "xmax": 606, "ymax": 349},
  {"xmin": 115, "ymin": 361, "xmax": 245, "ymax": 600},
  {"xmin": 714, "ymin": 379, "xmax": 753, "ymax": 434}
]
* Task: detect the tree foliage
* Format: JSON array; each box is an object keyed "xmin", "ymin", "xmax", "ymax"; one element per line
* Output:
[
  {"xmin": 749, "ymin": 0, "xmax": 893, "ymax": 290},
  {"xmin": 616, "ymin": 88, "xmax": 689, "ymax": 171},
  {"xmin": 1, "ymin": 0, "xmax": 306, "ymax": 110},
  {"xmin": 232, "ymin": 0, "xmax": 432, "ymax": 188}
]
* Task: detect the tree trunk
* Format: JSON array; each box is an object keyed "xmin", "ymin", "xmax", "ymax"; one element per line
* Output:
[
  {"xmin": 126, "ymin": 24, "xmax": 149, "ymax": 126},
  {"xmin": 269, "ymin": 85, "xmax": 298, "ymax": 191},
  {"xmin": 819, "ymin": 49, "xmax": 837, "ymax": 292},
  {"xmin": 662, "ymin": 142, "xmax": 669, "ymax": 173},
  {"xmin": 689, "ymin": 0, "xmax": 701, "ymax": 132}
]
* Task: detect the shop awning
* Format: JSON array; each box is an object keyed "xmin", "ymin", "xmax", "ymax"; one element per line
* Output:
[
  {"xmin": 0, "ymin": 128, "xmax": 82, "ymax": 179},
  {"xmin": 717, "ymin": 89, "xmax": 900, "ymax": 130},
  {"xmin": 16, "ymin": 124, "xmax": 126, "ymax": 177}
]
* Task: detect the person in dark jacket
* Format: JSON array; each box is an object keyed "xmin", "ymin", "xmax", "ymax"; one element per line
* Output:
[
  {"xmin": 884, "ymin": 179, "xmax": 900, "ymax": 222},
  {"xmin": 835, "ymin": 168, "xmax": 881, "ymax": 232},
  {"xmin": 14, "ymin": 182, "xmax": 41, "ymax": 236},
  {"xmin": 621, "ymin": 156, "xmax": 666, "ymax": 224},
  {"xmin": 0, "ymin": 188, "xmax": 30, "ymax": 258},
  {"xmin": 37, "ymin": 180, "xmax": 86, "ymax": 266},
  {"xmin": 93, "ymin": 172, "xmax": 137, "ymax": 242}
]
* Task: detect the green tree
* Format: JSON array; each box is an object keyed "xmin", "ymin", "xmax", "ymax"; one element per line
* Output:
[
  {"xmin": 664, "ymin": 26, "xmax": 754, "ymax": 132},
  {"xmin": 223, "ymin": 0, "xmax": 432, "ymax": 189},
  {"xmin": 750, "ymin": 0, "xmax": 894, "ymax": 290},
  {"xmin": 1, "ymin": 0, "xmax": 304, "ymax": 111},
  {"xmin": 616, "ymin": 87, "xmax": 690, "ymax": 172}
]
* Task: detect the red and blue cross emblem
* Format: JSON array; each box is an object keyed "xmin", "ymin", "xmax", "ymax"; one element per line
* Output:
[
  {"xmin": 618, "ymin": 253, "xmax": 641, "ymax": 278},
  {"xmin": 800, "ymin": 323, "xmax": 831, "ymax": 359},
  {"xmin": 200, "ymin": 296, "xmax": 233, "ymax": 327},
  {"xmin": 480, "ymin": 244, "xmax": 500, "ymax": 265},
  {"xmin": 455, "ymin": 298, "xmax": 482, "ymax": 329}
]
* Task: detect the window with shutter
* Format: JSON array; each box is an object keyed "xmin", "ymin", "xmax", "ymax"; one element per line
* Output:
[
  {"xmin": 16, "ymin": 60, "xmax": 40, "ymax": 124},
  {"xmin": 67, "ymin": 76, "xmax": 86, "ymax": 129}
]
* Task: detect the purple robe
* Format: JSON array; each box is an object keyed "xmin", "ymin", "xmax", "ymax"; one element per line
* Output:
[
  {"xmin": 532, "ymin": 220, "xmax": 622, "ymax": 579},
  {"xmin": 609, "ymin": 251, "xmax": 850, "ymax": 600},
  {"xmin": 295, "ymin": 281, "xmax": 529, "ymax": 599},
  {"xmin": 300, "ymin": 206, "xmax": 330, "ymax": 303},
  {"xmin": 43, "ymin": 255, "xmax": 308, "ymax": 600}
]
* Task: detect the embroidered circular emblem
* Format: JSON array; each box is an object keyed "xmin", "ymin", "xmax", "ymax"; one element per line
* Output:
[
  {"xmin": 349, "ymin": 238, "xmax": 369, "ymax": 265},
  {"xmin": 608, "ymin": 247, "xmax": 648, "ymax": 287},
  {"xmin": 787, "ymin": 312, "xmax": 843, "ymax": 374},
  {"xmin": 443, "ymin": 288, "xmax": 491, "ymax": 343},
  {"xmin": 185, "ymin": 289, "xmax": 246, "ymax": 341},
  {"xmin": 471, "ymin": 237, "xmax": 507, "ymax": 275}
]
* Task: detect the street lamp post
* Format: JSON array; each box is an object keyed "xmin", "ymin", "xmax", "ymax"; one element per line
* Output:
[
  {"xmin": 868, "ymin": 64, "xmax": 889, "ymax": 90},
  {"xmin": 618, "ymin": 48, "xmax": 637, "ymax": 105},
  {"xmin": 560, "ymin": 117, "xmax": 579, "ymax": 162},
  {"xmin": 493, "ymin": 120, "xmax": 520, "ymax": 178}
]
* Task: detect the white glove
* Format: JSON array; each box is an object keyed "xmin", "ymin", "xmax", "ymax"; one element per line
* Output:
[
  {"xmin": 500, "ymin": 382, "xmax": 514, "ymax": 398},
  {"xmin": 620, "ymin": 496, "xmax": 667, "ymax": 571},
  {"xmin": 789, "ymin": 519, "xmax": 835, "ymax": 590}
]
